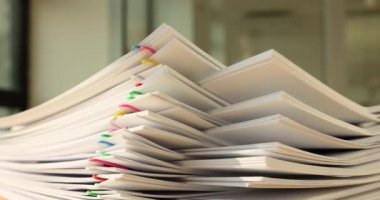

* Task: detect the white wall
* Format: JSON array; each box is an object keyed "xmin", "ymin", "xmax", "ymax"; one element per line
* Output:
[
  {"xmin": 152, "ymin": 0, "xmax": 194, "ymax": 41},
  {"xmin": 29, "ymin": 0, "xmax": 110, "ymax": 106}
]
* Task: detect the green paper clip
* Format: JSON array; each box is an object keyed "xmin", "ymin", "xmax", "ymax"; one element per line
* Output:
[
  {"xmin": 129, "ymin": 90, "xmax": 143, "ymax": 95},
  {"xmin": 127, "ymin": 90, "xmax": 143, "ymax": 100},
  {"xmin": 86, "ymin": 190, "xmax": 97, "ymax": 197},
  {"xmin": 100, "ymin": 132, "xmax": 112, "ymax": 138},
  {"xmin": 100, "ymin": 151, "xmax": 110, "ymax": 157}
]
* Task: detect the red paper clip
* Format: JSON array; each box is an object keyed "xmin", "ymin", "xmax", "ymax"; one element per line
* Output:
[
  {"xmin": 92, "ymin": 174, "xmax": 108, "ymax": 182},
  {"xmin": 139, "ymin": 45, "xmax": 156, "ymax": 54},
  {"xmin": 89, "ymin": 158, "xmax": 128, "ymax": 170}
]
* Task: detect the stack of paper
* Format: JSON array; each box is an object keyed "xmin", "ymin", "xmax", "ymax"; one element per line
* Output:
[{"xmin": 0, "ymin": 24, "xmax": 379, "ymax": 200}]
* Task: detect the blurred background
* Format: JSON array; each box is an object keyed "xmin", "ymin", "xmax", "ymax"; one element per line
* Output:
[{"xmin": 0, "ymin": 0, "xmax": 379, "ymax": 117}]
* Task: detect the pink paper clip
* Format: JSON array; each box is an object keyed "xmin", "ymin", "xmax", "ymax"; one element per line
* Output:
[
  {"xmin": 134, "ymin": 82, "xmax": 143, "ymax": 87},
  {"xmin": 118, "ymin": 104, "xmax": 141, "ymax": 113},
  {"xmin": 108, "ymin": 128, "xmax": 119, "ymax": 132}
]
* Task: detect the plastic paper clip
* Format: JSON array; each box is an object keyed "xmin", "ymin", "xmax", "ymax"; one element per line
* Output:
[
  {"xmin": 98, "ymin": 140, "xmax": 114, "ymax": 147},
  {"xmin": 141, "ymin": 58, "xmax": 159, "ymax": 65},
  {"xmin": 113, "ymin": 109, "xmax": 128, "ymax": 119},
  {"xmin": 100, "ymin": 132, "xmax": 112, "ymax": 138},
  {"xmin": 131, "ymin": 45, "xmax": 156, "ymax": 54},
  {"xmin": 86, "ymin": 190, "xmax": 98, "ymax": 197},
  {"xmin": 127, "ymin": 90, "xmax": 143, "ymax": 100},
  {"xmin": 89, "ymin": 158, "xmax": 128, "ymax": 169},
  {"xmin": 134, "ymin": 82, "xmax": 143, "ymax": 87},
  {"xmin": 118, "ymin": 104, "xmax": 141, "ymax": 113},
  {"xmin": 92, "ymin": 174, "xmax": 108, "ymax": 182}
]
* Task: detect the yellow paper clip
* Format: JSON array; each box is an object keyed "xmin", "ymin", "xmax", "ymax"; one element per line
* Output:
[
  {"xmin": 113, "ymin": 109, "xmax": 128, "ymax": 119},
  {"xmin": 141, "ymin": 58, "xmax": 159, "ymax": 65}
]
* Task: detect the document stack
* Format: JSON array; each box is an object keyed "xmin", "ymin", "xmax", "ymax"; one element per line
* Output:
[{"xmin": 0, "ymin": 24, "xmax": 379, "ymax": 200}]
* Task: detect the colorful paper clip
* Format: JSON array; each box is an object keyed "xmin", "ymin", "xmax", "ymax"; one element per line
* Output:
[
  {"xmin": 118, "ymin": 104, "xmax": 141, "ymax": 113},
  {"xmin": 92, "ymin": 174, "xmax": 108, "ymax": 182},
  {"xmin": 100, "ymin": 151, "xmax": 110, "ymax": 157},
  {"xmin": 100, "ymin": 132, "xmax": 112, "ymax": 139},
  {"xmin": 113, "ymin": 109, "xmax": 128, "ymax": 119},
  {"xmin": 131, "ymin": 44, "xmax": 156, "ymax": 54},
  {"xmin": 141, "ymin": 58, "xmax": 159, "ymax": 65},
  {"xmin": 112, "ymin": 103, "xmax": 141, "ymax": 119},
  {"xmin": 134, "ymin": 82, "xmax": 143, "ymax": 87},
  {"xmin": 98, "ymin": 140, "xmax": 114, "ymax": 147},
  {"xmin": 108, "ymin": 127, "xmax": 119, "ymax": 133},
  {"xmin": 89, "ymin": 158, "xmax": 128, "ymax": 169},
  {"xmin": 140, "ymin": 46, "xmax": 156, "ymax": 54},
  {"xmin": 127, "ymin": 90, "xmax": 143, "ymax": 100},
  {"xmin": 86, "ymin": 190, "xmax": 98, "ymax": 197},
  {"xmin": 131, "ymin": 44, "xmax": 140, "ymax": 51}
]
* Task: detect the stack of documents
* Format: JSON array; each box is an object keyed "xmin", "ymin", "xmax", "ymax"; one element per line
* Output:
[{"xmin": 0, "ymin": 24, "xmax": 379, "ymax": 200}]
